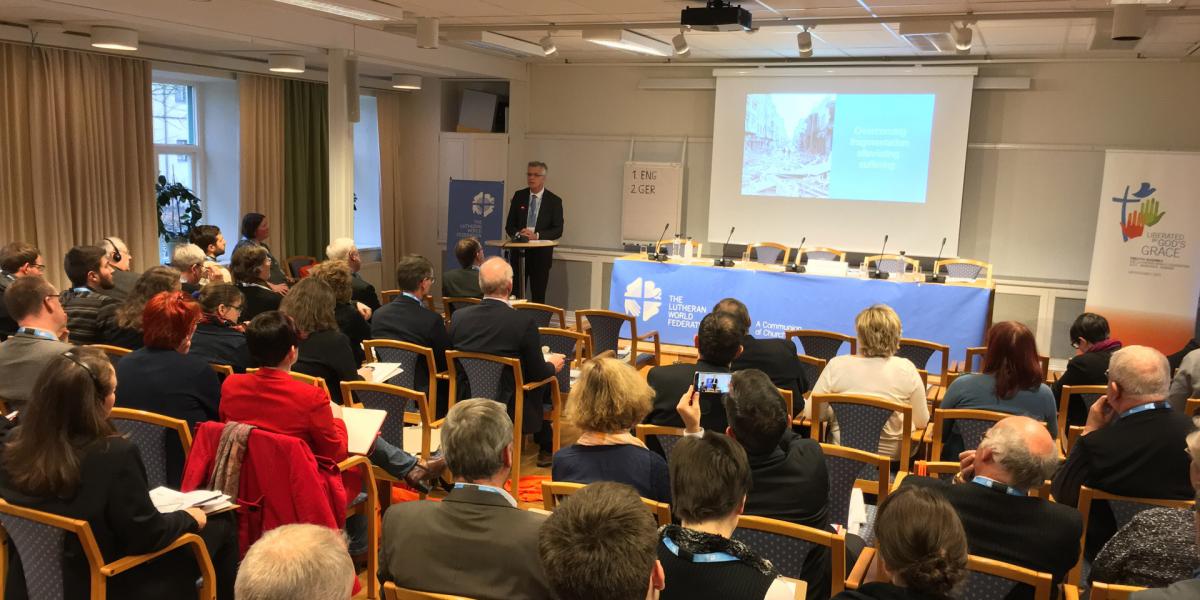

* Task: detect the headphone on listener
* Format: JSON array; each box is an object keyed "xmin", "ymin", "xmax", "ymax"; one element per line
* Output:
[{"xmin": 103, "ymin": 238, "xmax": 122, "ymax": 264}]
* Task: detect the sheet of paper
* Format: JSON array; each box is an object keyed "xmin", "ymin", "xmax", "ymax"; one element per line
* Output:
[
  {"xmin": 337, "ymin": 404, "xmax": 388, "ymax": 455},
  {"xmin": 150, "ymin": 487, "xmax": 232, "ymax": 514},
  {"xmin": 363, "ymin": 362, "xmax": 403, "ymax": 384}
]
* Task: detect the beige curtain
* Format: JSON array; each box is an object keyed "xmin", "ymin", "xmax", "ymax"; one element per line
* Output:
[
  {"xmin": 0, "ymin": 42, "xmax": 156, "ymax": 290},
  {"xmin": 377, "ymin": 91, "xmax": 406, "ymax": 290},
  {"xmin": 238, "ymin": 74, "xmax": 286, "ymax": 255}
]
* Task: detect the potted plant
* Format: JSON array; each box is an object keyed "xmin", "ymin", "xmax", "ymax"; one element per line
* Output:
[{"xmin": 155, "ymin": 175, "xmax": 203, "ymax": 250}]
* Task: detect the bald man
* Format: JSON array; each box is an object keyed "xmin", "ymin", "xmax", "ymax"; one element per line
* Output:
[
  {"xmin": 1052, "ymin": 345, "xmax": 1196, "ymax": 560},
  {"xmin": 905, "ymin": 416, "xmax": 1081, "ymax": 597},
  {"xmin": 449, "ymin": 257, "xmax": 565, "ymax": 466}
]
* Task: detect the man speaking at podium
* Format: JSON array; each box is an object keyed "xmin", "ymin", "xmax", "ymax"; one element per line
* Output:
[{"xmin": 505, "ymin": 161, "xmax": 564, "ymax": 303}]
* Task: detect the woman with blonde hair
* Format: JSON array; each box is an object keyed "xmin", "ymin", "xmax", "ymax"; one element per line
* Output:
[
  {"xmin": 810, "ymin": 304, "xmax": 928, "ymax": 460},
  {"xmin": 552, "ymin": 357, "xmax": 670, "ymax": 502}
]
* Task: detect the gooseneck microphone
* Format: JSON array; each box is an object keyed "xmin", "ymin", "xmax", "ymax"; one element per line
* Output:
[
  {"xmin": 714, "ymin": 226, "xmax": 736, "ymax": 267},
  {"xmin": 926, "ymin": 236, "xmax": 948, "ymax": 283},
  {"xmin": 869, "ymin": 234, "xmax": 890, "ymax": 279},
  {"xmin": 648, "ymin": 223, "xmax": 671, "ymax": 262},
  {"xmin": 786, "ymin": 236, "xmax": 806, "ymax": 273}
]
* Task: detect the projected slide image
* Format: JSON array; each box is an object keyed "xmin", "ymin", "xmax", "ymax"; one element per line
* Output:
[{"xmin": 740, "ymin": 93, "xmax": 936, "ymax": 203}]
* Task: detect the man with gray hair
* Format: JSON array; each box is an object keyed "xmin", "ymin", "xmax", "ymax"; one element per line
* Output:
[
  {"xmin": 379, "ymin": 398, "xmax": 553, "ymax": 600},
  {"xmin": 1052, "ymin": 345, "xmax": 1196, "ymax": 560},
  {"xmin": 325, "ymin": 237, "xmax": 379, "ymax": 310},
  {"xmin": 234, "ymin": 524, "xmax": 355, "ymax": 600},
  {"xmin": 98, "ymin": 235, "xmax": 139, "ymax": 301},
  {"xmin": 503, "ymin": 160, "xmax": 564, "ymax": 302},
  {"xmin": 171, "ymin": 243, "xmax": 212, "ymax": 293},
  {"xmin": 908, "ymin": 416, "xmax": 1081, "ymax": 595}
]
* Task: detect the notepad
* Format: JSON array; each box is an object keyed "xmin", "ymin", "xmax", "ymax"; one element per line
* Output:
[
  {"xmin": 336, "ymin": 404, "xmax": 388, "ymax": 455},
  {"xmin": 150, "ymin": 487, "xmax": 234, "ymax": 514}
]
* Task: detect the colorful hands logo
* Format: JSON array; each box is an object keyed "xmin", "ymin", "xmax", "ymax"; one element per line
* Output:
[{"xmin": 1112, "ymin": 182, "xmax": 1166, "ymax": 242}]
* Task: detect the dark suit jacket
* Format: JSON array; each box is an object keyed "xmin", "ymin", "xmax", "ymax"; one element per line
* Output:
[
  {"xmin": 379, "ymin": 486, "xmax": 553, "ymax": 600},
  {"xmin": 189, "ymin": 321, "xmax": 251, "ymax": 372},
  {"xmin": 442, "ymin": 267, "xmax": 483, "ymax": 299},
  {"xmin": 645, "ymin": 359, "xmax": 730, "ymax": 432},
  {"xmin": 237, "ymin": 283, "xmax": 282, "ymax": 321},
  {"xmin": 1051, "ymin": 406, "xmax": 1195, "ymax": 559},
  {"xmin": 505, "ymin": 188, "xmax": 564, "ymax": 241},
  {"xmin": 448, "ymin": 299, "xmax": 555, "ymax": 434},
  {"xmin": 0, "ymin": 273, "xmax": 16, "ymax": 340},
  {"xmin": 351, "ymin": 273, "xmax": 380, "ymax": 311},
  {"xmin": 115, "ymin": 347, "xmax": 221, "ymax": 427},
  {"xmin": 1051, "ymin": 347, "xmax": 1118, "ymax": 426},
  {"xmin": 371, "ymin": 294, "xmax": 450, "ymax": 393},
  {"xmin": 292, "ymin": 329, "xmax": 362, "ymax": 405},
  {"xmin": 904, "ymin": 475, "xmax": 1082, "ymax": 599},
  {"xmin": 335, "ymin": 302, "xmax": 370, "ymax": 365},
  {"xmin": 734, "ymin": 335, "xmax": 810, "ymax": 413}
]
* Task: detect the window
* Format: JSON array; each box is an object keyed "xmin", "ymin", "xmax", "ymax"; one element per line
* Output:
[
  {"xmin": 152, "ymin": 82, "xmax": 202, "ymax": 263},
  {"xmin": 353, "ymin": 95, "xmax": 382, "ymax": 250}
]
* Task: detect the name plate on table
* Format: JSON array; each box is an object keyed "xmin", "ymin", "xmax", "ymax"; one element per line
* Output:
[{"xmin": 805, "ymin": 259, "xmax": 850, "ymax": 277}]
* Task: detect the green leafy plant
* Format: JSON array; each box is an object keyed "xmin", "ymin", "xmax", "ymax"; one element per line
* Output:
[{"xmin": 155, "ymin": 175, "xmax": 203, "ymax": 243}]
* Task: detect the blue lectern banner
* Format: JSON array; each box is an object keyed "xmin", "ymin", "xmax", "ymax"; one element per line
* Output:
[
  {"xmin": 446, "ymin": 179, "xmax": 505, "ymax": 270},
  {"xmin": 609, "ymin": 259, "xmax": 992, "ymax": 371}
]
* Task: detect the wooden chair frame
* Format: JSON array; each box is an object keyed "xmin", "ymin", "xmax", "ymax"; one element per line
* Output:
[
  {"xmin": 863, "ymin": 254, "xmax": 922, "ymax": 274},
  {"xmin": 963, "ymin": 347, "xmax": 1050, "ymax": 381},
  {"xmin": 1187, "ymin": 397, "xmax": 1200, "ymax": 417},
  {"xmin": 634, "ymin": 424, "xmax": 685, "ymax": 446},
  {"xmin": 928, "ymin": 408, "xmax": 1009, "ymax": 461},
  {"xmin": 88, "ymin": 344, "xmax": 132, "ymax": 362},
  {"xmin": 363, "ymin": 339, "xmax": 447, "ymax": 404},
  {"xmin": 897, "ymin": 338, "xmax": 950, "ymax": 379},
  {"xmin": 538, "ymin": 327, "xmax": 593, "ymax": 365},
  {"xmin": 1088, "ymin": 582, "xmax": 1147, "ymax": 600},
  {"xmin": 541, "ymin": 480, "xmax": 672, "ymax": 526},
  {"xmin": 245, "ymin": 368, "xmax": 332, "ymax": 400},
  {"xmin": 792, "ymin": 354, "xmax": 828, "ymax": 427},
  {"xmin": 785, "ymin": 330, "xmax": 857, "ymax": 359},
  {"xmin": 284, "ymin": 255, "xmax": 317, "ymax": 279},
  {"xmin": 819, "ymin": 443, "xmax": 891, "ymax": 532},
  {"xmin": 798, "ymin": 247, "xmax": 847, "ymax": 262},
  {"xmin": 208, "ymin": 363, "xmax": 234, "ymax": 379},
  {"xmin": 966, "ymin": 554, "xmax": 1054, "ymax": 600},
  {"xmin": 1070, "ymin": 485, "xmax": 1196, "ymax": 586},
  {"xmin": 1056, "ymin": 384, "xmax": 1107, "ymax": 452},
  {"xmin": 383, "ymin": 581, "xmax": 475, "ymax": 600},
  {"xmin": 743, "ymin": 242, "xmax": 792, "ymax": 265},
  {"xmin": 340, "ymin": 381, "xmax": 442, "ymax": 459},
  {"xmin": 338, "ymin": 454, "xmax": 380, "ymax": 600},
  {"xmin": 0, "ymin": 499, "xmax": 217, "ymax": 600},
  {"xmin": 515, "ymin": 302, "xmax": 568, "ymax": 328},
  {"xmin": 811, "ymin": 393, "xmax": 913, "ymax": 474},
  {"xmin": 934, "ymin": 258, "xmax": 994, "ymax": 283},
  {"xmin": 109, "ymin": 407, "xmax": 194, "ymax": 456},
  {"xmin": 575, "ymin": 309, "xmax": 661, "ymax": 369},
  {"xmin": 442, "ymin": 297, "xmax": 482, "ymax": 322},
  {"xmin": 445, "ymin": 351, "xmax": 562, "ymax": 492},
  {"xmin": 779, "ymin": 388, "xmax": 794, "ymax": 421},
  {"xmin": 736, "ymin": 514, "xmax": 847, "ymax": 596}
]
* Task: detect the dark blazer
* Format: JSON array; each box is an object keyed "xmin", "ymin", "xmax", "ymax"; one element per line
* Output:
[
  {"xmin": 115, "ymin": 347, "xmax": 221, "ymax": 427},
  {"xmin": 292, "ymin": 329, "xmax": 362, "ymax": 405},
  {"xmin": 189, "ymin": 321, "xmax": 251, "ymax": 372},
  {"xmin": 237, "ymin": 283, "xmax": 282, "ymax": 321},
  {"xmin": 379, "ymin": 485, "xmax": 553, "ymax": 600},
  {"xmin": 505, "ymin": 188, "xmax": 564, "ymax": 241},
  {"xmin": 442, "ymin": 267, "xmax": 483, "ymax": 299},
  {"xmin": 371, "ymin": 294, "xmax": 450, "ymax": 396},
  {"xmin": 334, "ymin": 302, "xmax": 370, "ymax": 365},
  {"xmin": 903, "ymin": 475, "xmax": 1082, "ymax": 599},
  {"xmin": 551, "ymin": 443, "xmax": 671, "ymax": 502},
  {"xmin": 645, "ymin": 359, "xmax": 730, "ymax": 432},
  {"xmin": 0, "ymin": 273, "xmax": 16, "ymax": 340},
  {"xmin": 1051, "ymin": 347, "xmax": 1119, "ymax": 426},
  {"xmin": 95, "ymin": 303, "xmax": 144, "ymax": 350},
  {"xmin": 1052, "ymin": 406, "xmax": 1195, "ymax": 559},
  {"xmin": 734, "ymin": 335, "xmax": 810, "ymax": 412},
  {"xmin": 350, "ymin": 273, "xmax": 380, "ymax": 311},
  {"xmin": 107, "ymin": 268, "xmax": 139, "ymax": 302},
  {"xmin": 448, "ymin": 299, "xmax": 555, "ymax": 434}
]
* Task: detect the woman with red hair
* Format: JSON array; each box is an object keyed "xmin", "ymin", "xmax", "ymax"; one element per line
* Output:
[
  {"xmin": 114, "ymin": 291, "xmax": 221, "ymax": 485},
  {"xmin": 939, "ymin": 321, "xmax": 1057, "ymax": 459}
]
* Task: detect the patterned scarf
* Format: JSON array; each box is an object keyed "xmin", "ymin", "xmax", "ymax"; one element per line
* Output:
[{"xmin": 659, "ymin": 524, "xmax": 779, "ymax": 577}]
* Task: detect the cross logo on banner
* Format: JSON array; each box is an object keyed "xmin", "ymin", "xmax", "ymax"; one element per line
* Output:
[{"xmin": 472, "ymin": 192, "xmax": 496, "ymax": 217}]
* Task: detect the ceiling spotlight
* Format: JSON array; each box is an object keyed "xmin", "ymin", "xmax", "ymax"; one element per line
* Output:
[
  {"xmin": 268, "ymin": 54, "xmax": 305, "ymax": 73},
  {"xmin": 540, "ymin": 33, "xmax": 557, "ymax": 56},
  {"xmin": 90, "ymin": 26, "xmax": 138, "ymax": 51},
  {"xmin": 954, "ymin": 25, "xmax": 973, "ymax": 53},
  {"xmin": 391, "ymin": 74, "xmax": 421, "ymax": 90},
  {"xmin": 796, "ymin": 29, "xmax": 813, "ymax": 58},
  {"xmin": 583, "ymin": 29, "xmax": 672, "ymax": 57},
  {"xmin": 416, "ymin": 17, "xmax": 439, "ymax": 49},
  {"xmin": 672, "ymin": 29, "xmax": 690, "ymax": 56}
]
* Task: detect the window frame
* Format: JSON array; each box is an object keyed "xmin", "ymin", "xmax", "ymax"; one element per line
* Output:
[{"xmin": 151, "ymin": 79, "xmax": 206, "ymax": 263}]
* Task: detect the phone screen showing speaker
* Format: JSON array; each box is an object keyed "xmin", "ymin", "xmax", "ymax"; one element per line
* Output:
[{"xmin": 694, "ymin": 372, "xmax": 732, "ymax": 395}]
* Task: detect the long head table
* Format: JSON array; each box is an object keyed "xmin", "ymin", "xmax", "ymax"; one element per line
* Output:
[{"xmin": 608, "ymin": 256, "xmax": 994, "ymax": 370}]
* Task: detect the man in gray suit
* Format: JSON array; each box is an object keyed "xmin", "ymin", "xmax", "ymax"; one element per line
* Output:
[
  {"xmin": 379, "ymin": 398, "xmax": 552, "ymax": 600},
  {"xmin": 0, "ymin": 275, "xmax": 72, "ymax": 410}
]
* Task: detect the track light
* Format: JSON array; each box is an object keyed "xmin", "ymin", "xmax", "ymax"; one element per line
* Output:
[
  {"xmin": 672, "ymin": 28, "xmax": 690, "ymax": 56},
  {"xmin": 90, "ymin": 26, "xmax": 138, "ymax": 51},
  {"xmin": 1112, "ymin": 4, "xmax": 1146, "ymax": 41},
  {"xmin": 954, "ymin": 25, "xmax": 973, "ymax": 53},
  {"xmin": 416, "ymin": 17, "xmax": 439, "ymax": 49},
  {"xmin": 796, "ymin": 29, "xmax": 813, "ymax": 58},
  {"xmin": 540, "ymin": 33, "xmax": 557, "ymax": 56},
  {"xmin": 391, "ymin": 74, "xmax": 421, "ymax": 90},
  {"xmin": 583, "ymin": 29, "xmax": 672, "ymax": 56},
  {"xmin": 268, "ymin": 54, "xmax": 305, "ymax": 73}
]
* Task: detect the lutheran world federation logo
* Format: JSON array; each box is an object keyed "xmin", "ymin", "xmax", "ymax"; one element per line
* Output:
[
  {"xmin": 472, "ymin": 192, "xmax": 495, "ymax": 217},
  {"xmin": 1112, "ymin": 182, "xmax": 1166, "ymax": 242},
  {"xmin": 624, "ymin": 277, "xmax": 662, "ymax": 321}
]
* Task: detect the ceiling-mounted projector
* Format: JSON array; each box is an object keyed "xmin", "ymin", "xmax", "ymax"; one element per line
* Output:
[{"xmin": 681, "ymin": 1, "xmax": 752, "ymax": 32}]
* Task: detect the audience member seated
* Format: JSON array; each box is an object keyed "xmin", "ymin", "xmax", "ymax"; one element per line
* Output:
[
  {"xmin": 1052, "ymin": 345, "xmax": 1196, "ymax": 560},
  {"xmin": 715, "ymin": 298, "xmax": 810, "ymax": 410},
  {"xmin": 60, "ymin": 245, "xmax": 119, "ymax": 345},
  {"xmin": 0, "ymin": 347, "xmax": 237, "ymax": 599},
  {"xmin": 1128, "ymin": 497, "xmax": 1200, "ymax": 600},
  {"xmin": 539, "ymin": 481, "xmax": 665, "ymax": 600},
  {"xmin": 379, "ymin": 398, "xmax": 554, "ymax": 600},
  {"xmin": 325, "ymin": 237, "xmax": 379, "ymax": 311},
  {"xmin": 1166, "ymin": 299, "xmax": 1199, "ymax": 372},
  {"xmin": 234, "ymin": 524, "xmax": 355, "ymax": 600},
  {"xmin": 449, "ymin": 257, "xmax": 564, "ymax": 467},
  {"xmin": 677, "ymin": 368, "xmax": 832, "ymax": 600},
  {"xmin": 1090, "ymin": 425, "xmax": 1200, "ymax": 588},
  {"xmin": 832, "ymin": 486, "xmax": 968, "ymax": 600},
  {"xmin": 233, "ymin": 212, "xmax": 288, "ymax": 290},
  {"xmin": 0, "ymin": 242, "xmax": 45, "ymax": 340},
  {"xmin": 0, "ymin": 276, "xmax": 71, "ymax": 409},
  {"xmin": 171, "ymin": 242, "xmax": 208, "ymax": 294},
  {"xmin": 308, "ymin": 260, "xmax": 370, "ymax": 365},
  {"xmin": 809, "ymin": 304, "xmax": 929, "ymax": 461},
  {"xmin": 1167, "ymin": 347, "xmax": 1200, "ymax": 411},
  {"xmin": 189, "ymin": 224, "xmax": 232, "ymax": 285},
  {"xmin": 658, "ymin": 431, "xmax": 791, "ymax": 600},
  {"xmin": 645, "ymin": 311, "xmax": 743, "ymax": 433},
  {"xmin": 370, "ymin": 255, "xmax": 450, "ymax": 415},
  {"xmin": 280, "ymin": 277, "xmax": 365, "ymax": 405},
  {"xmin": 442, "ymin": 236, "xmax": 484, "ymax": 299},
  {"xmin": 231, "ymin": 243, "xmax": 282, "ymax": 321},
  {"xmin": 553, "ymin": 357, "xmax": 670, "ymax": 502},
  {"xmin": 939, "ymin": 321, "xmax": 1057, "ymax": 460},
  {"xmin": 190, "ymin": 283, "xmax": 251, "ymax": 372},
  {"xmin": 1052, "ymin": 312, "xmax": 1123, "ymax": 426},
  {"xmin": 99, "ymin": 236, "xmax": 139, "ymax": 301},
  {"xmin": 905, "ymin": 416, "xmax": 1080, "ymax": 598},
  {"xmin": 97, "ymin": 265, "xmax": 181, "ymax": 349}
]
